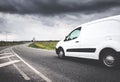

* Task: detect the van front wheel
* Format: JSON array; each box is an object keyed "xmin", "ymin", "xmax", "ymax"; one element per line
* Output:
[
  {"xmin": 101, "ymin": 50, "xmax": 119, "ymax": 68},
  {"xmin": 58, "ymin": 48, "xmax": 65, "ymax": 59}
]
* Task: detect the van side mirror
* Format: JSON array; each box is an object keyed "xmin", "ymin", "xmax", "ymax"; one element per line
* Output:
[{"xmin": 64, "ymin": 36, "xmax": 68, "ymax": 41}]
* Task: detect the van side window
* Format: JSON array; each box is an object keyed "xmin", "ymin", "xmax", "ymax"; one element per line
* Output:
[{"xmin": 65, "ymin": 27, "xmax": 81, "ymax": 41}]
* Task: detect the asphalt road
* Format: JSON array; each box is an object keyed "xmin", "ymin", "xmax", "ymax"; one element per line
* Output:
[
  {"xmin": 0, "ymin": 46, "xmax": 9, "ymax": 51},
  {"xmin": 0, "ymin": 45, "xmax": 46, "ymax": 82},
  {"xmin": 1, "ymin": 44, "xmax": 120, "ymax": 82}
]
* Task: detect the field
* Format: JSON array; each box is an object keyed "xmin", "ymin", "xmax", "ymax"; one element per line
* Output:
[
  {"xmin": 0, "ymin": 41, "xmax": 27, "ymax": 46},
  {"xmin": 29, "ymin": 41, "xmax": 58, "ymax": 50}
]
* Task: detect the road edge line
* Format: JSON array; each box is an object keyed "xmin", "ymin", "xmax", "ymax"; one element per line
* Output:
[{"xmin": 11, "ymin": 47, "xmax": 52, "ymax": 82}]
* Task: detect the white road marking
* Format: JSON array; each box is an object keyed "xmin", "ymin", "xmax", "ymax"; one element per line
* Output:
[
  {"xmin": 0, "ymin": 60, "xmax": 20, "ymax": 68},
  {"xmin": 0, "ymin": 55, "xmax": 15, "ymax": 59},
  {"xmin": 11, "ymin": 48, "xmax": 52, "ymax": 82},
  {"xmin": 8, "ymin": 57, "xmax": 30, "ymax": 80},
  {"xmin": 0, "ymin": 53, "xmax": 12, "ymax": 55}
]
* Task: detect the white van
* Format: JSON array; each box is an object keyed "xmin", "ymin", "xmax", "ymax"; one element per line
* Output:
[{"xmin": 56, "ymin": 15, "xmax": 120, "ymax": 67}]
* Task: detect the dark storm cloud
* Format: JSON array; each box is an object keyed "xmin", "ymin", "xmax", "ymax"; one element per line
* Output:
[
  {"xmin": 0, "ymin": 17, "xmax": 6, "ymax": 33},
  {"xmin": 0, "ymin": 0, "xmax": 120, "ymax": 15}
]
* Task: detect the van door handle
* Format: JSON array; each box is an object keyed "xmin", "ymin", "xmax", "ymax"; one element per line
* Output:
[{"xmin": 75, "ymin": 41, "xmax": 79, "ymax": 43}]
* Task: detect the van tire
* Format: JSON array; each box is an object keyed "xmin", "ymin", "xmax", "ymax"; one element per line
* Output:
[
  {"xmin": 100, "ymin": 49, "xmax": 119, "ymax": 68},
  {"xmin": 58, "ymin": 48, "xmax": 65, "ymax": 59}
]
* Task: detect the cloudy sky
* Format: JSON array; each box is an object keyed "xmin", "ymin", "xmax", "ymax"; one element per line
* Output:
[{"xmin": 0, "ymin": 0, "xmax": 120, "ymax": 41}]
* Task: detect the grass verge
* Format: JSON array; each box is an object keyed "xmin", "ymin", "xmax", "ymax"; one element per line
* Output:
[{"xmin": 29, "ymin": 41, "xmax": 58, "ymax": 50}]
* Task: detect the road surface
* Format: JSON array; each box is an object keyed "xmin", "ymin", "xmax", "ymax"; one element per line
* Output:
[
  {"xmin": 0, "ymin": 44, "xmax": 120, "ymax": 82},
  {"xmin": 0, "ymin": 46, "xmax": 9, "ymax": 51}
]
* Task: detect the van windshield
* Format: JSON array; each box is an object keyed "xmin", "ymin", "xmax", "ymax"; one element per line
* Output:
[{"xmin": 65, "ymin": 27, "xmax": 81, "ymax": 41}]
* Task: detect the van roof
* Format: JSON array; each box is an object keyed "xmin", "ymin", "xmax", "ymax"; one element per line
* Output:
[{"xmin": 78, "ymin": 15, "xmax": 120, "ymax": 27}]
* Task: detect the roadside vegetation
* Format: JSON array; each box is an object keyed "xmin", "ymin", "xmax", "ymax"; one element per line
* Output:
[
  {"xmin": 0, "ymin": 41, "xmax": 27, "ymax": 46},
  {"xmin": 29, "ymin": 41, "xmax": 58, "ymax": 50}
]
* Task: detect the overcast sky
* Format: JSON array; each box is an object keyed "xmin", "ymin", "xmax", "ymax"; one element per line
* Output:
[{"xmin": 0, "ymin": 0, "xmax": 120, "ymax": 41}]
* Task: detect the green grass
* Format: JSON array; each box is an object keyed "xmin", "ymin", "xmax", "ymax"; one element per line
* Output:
[{"xmin": 29, "ymin": 41, "xmax": 58, "ymax": 50}]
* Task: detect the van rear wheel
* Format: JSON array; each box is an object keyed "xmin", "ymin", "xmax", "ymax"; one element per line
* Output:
[
  {"xmin": 58, "ymin": 48, "xmax": 65, "ymax": 59},
  {"xmin": 101, "ymin": 49, "xmax": 119, "ymax": 68}
]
